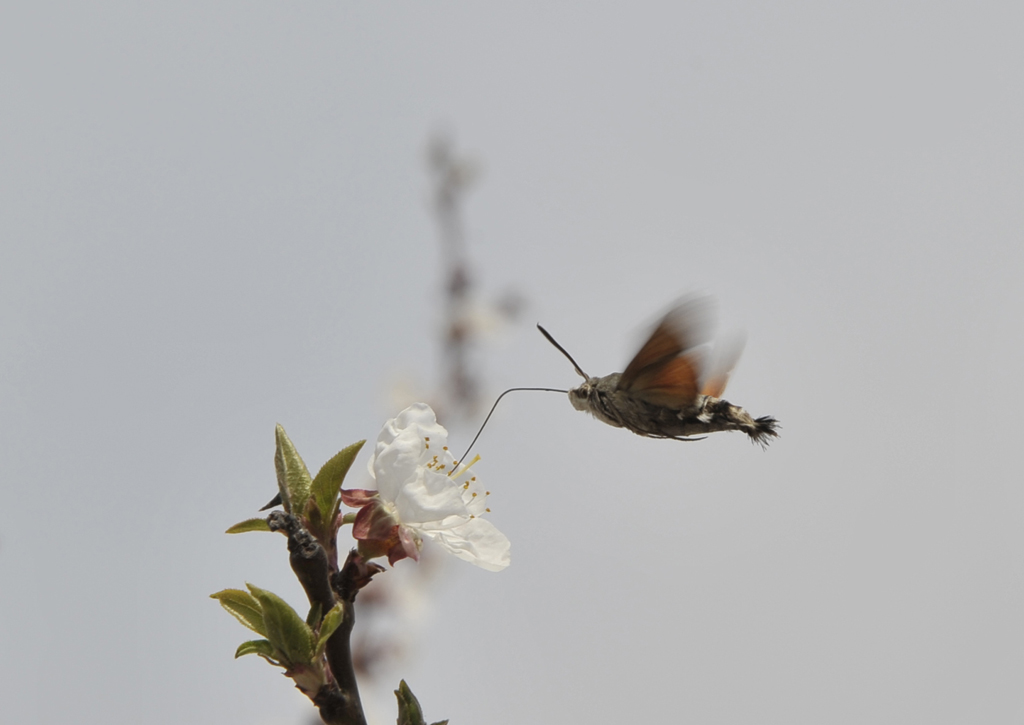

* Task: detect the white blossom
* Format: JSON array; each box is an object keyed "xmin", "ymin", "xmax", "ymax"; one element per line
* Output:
[{"xmin": 347, "ymin": 403, "xmax": 510, "ymax": 572}]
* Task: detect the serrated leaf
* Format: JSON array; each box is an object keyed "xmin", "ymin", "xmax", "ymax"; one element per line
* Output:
[
  {"xmin": 395, "ymin": 680, "xmax": 426, "ymax": 725},
  {"xmin": 274, "ymin": 424, "xmax": 312, "ymax": 514},
  {"xmin": 247, "ymin": 583, "xmax": 314, "ymax": 666},
  {"xmin": 314, "ymin": 603, "xmax": 345, "ymax": 656},
  {"xmin": 225, "ymin": 517, "xmax": 272, "ymax": 534},
  {"xmin": 235, "ymin": 639, "xmax": 277, "ymax": 660},
  {"xmin": 210, "ymin": 589, "xmax": 268, "ymax": 638},
  {"xmin": 311, "ymin": 440, "xmax": 365, "ymax": 520}
]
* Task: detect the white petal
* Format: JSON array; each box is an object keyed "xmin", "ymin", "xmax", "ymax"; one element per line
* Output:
[
  {"xmin": 368, "ymin": 404, "xmax": 452, "ymax": 503},
  {"xmin": 422, "ymin": 517, "xmax": 511, "ymax": 572},
  {"xmin": 393, "ymin": 471, "xmax": 467, "ymax": 524},
  {"xmin": 393, "ymin": 403, "xmax": 449, "ymax": 447},
  {"xmin": 371, "ymin": 431, "xmax": 423, "ymax": 502}
]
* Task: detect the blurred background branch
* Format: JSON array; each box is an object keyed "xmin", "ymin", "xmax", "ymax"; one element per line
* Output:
[{"xmin": 346, "ymin": 133, "xmax": 525, "ymax": 720}]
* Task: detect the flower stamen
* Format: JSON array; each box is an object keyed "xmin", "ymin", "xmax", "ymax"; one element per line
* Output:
[{"xmin": 448, "ymin": 453, "xmax": 482, "ymax": 480}]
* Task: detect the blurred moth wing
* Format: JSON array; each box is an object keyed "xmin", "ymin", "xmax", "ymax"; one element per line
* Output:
[
  {"xmin": 617, "ymin": 296, "xmax": 715, "ymax": 409},
  {"xmin": 699, "ymin": 331, "xmax": 746, "ymax": 399},
  {"xmin": 621, "ymin": 354, "xmax": 702, "ymax": 409}
]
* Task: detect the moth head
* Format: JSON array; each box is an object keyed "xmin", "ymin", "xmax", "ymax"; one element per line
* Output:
[{"xmin": 568, "ymin": 379, "xmax": 599, "ymax": 412}]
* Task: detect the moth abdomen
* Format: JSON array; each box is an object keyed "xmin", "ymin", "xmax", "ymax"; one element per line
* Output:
[{"xmin": 696, "ymin": 397, "xmax": 779, "ymax": 448}]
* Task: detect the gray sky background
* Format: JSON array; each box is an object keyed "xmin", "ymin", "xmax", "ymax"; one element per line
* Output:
[{"xmin": 3, "ymin": 3, "xmax": 1023, "ymax": 723}]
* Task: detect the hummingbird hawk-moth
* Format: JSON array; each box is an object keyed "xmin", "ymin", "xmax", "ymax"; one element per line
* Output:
[{"xmin": 538, "ymin": 297, "xmax": 779, "ymax": 446}]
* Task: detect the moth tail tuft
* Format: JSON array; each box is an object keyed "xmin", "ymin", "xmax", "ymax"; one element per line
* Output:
[{"xmin": 747, "ymin": 415, "xmax": 780, "ymax": 449}]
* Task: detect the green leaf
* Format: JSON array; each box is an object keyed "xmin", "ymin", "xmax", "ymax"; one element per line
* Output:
[
  {"xmin": 395, "ymin": 680, "xmax": 426, "ymax": 725},
  {"xmin": 247, "ymin": 584, "xmax": 314, "ymax": 666},
  {"xmin": 311, "ymin": 440, "xmax": 365, "ymax": 520},
  {"xmin": 235, "ymin": 639, "xmax": 277, "ymax": 660},
  {"xmin": 210, "ymin": 589, "xmax": 268, "ymax": 638},
  {"xmin": 305, "ymin": 602, "xmax": 323, "ymax": 628},
  {"xmin": 225, "ymin": 517, "xmax": 272, "ymax": 534},
  {"xmin": 303, "ymin": 496, "xmax": 325, "ymax": 535},
  {"xmin": 314, "ymin": 603, "xmax": 346, "ymax": 656},
  {"xmin": 274, "ymin": 424, "xmax": 312, "ymax": 514}
]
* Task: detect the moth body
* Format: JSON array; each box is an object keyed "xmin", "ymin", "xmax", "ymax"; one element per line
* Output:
[
  {"xmin": 569, "ymin": 374, "xmax": 777, "ymax": 446},
  {"xmin": 542, "ymin": 296, "xmax": 779, "ymax": 447}
]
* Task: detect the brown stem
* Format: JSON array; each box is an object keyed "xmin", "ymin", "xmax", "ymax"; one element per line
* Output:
[{"xmin": 267, "ymin": 512, "xmax": 369, "ymax": 725}]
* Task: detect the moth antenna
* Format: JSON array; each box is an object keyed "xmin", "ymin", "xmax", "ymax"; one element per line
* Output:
[
  {"xmin": 454, "ymin": 386, "xmax": 568, "ymax": 469},
  {"xmin": 536, "ymin": 324, "xmax": 589, "ymax": 379}
]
